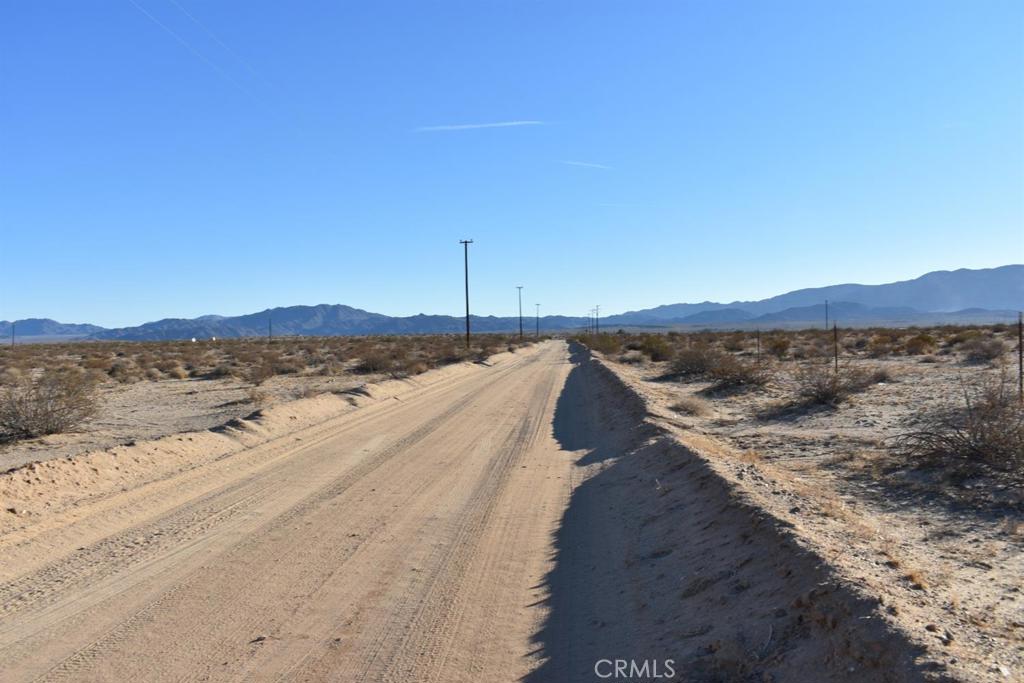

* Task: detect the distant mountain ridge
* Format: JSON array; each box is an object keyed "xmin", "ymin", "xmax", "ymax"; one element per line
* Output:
[
  {"xmin": 608, "ymin": 265, "xmax": 1023, "ymax": 324},
  {"xmin": 0, "ymin": 318, "xmax": 104, "ymax": 339},
  {"xmin": 4, "ymin": 265, "xmax": 1021, "ymax": 341}
]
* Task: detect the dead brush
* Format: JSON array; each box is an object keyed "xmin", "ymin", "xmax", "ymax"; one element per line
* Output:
[
  {"xmin": 670, "ymin": 396, "xmax": 711, "ymax": 416},
  {"xmin": 960, "ymin": 338, "xmax": 1007, "ymax": 365},
  {"xmin": 0, "ymin": 368, "xmax": 100, "ymax": 438},
  {"xmin": 894, "ymin": 370, "xmax": 1023, "ymax": 483},
  {"xmin": 706, "ymin": 355, "xmax": 774, "ymax": 392},
  {"xmin": 668, "ymin": 343, "xmax": 727, "ymax": 379},
  {"xmin": 792, "ymin": 361, "xmax": 887, "ymax": 406}
]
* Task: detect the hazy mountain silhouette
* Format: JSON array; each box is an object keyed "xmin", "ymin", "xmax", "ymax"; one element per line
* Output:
[
  {"xmin": 0, "ymin": 318, "xmax": 104, "ymax": 339},
  {"xmin": 606, "ymin": 265, "xmax": 1022, "ymax": 324},
  {"xmin": 5, "ymin": 265, "xmax": 1020, "ymax": 341}
]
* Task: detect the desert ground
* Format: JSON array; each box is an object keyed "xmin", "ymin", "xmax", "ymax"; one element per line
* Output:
[{"xmin": 0, "ymin": 331, "xmax": 1020, "ymax": 681}]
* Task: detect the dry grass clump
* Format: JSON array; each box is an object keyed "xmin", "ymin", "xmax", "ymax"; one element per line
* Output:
[
  {"xmin": 0, "ymin": 368, "xmax": 100, "ymax": 438},
  {"xmin": 618, "ymin": 350, "xmax": 646, "ymax": 365},
  {"xmin": 670, "ymin": 396, "xmax": 711, "ymax": 416},
  {"xmin": 895, "ymin": 371, "xmax": 1023, "ymax": 481}
]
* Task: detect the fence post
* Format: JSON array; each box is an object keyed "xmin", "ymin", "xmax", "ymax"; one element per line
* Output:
[{"xmin": 833, "ymin": 323, "xmax": 839, "ymax": 374}]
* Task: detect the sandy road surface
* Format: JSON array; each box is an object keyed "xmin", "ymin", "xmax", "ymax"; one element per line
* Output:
[
  {"xmin": 0, "ymin": 340, "xmax": 938, "ymax": 682},
  {"xmin": 0, "ymin": 341, "xmax": 586, "ymax": 681}
]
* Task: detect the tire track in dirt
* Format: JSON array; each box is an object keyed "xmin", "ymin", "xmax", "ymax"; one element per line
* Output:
[{"xmin": 0, "ymin": 349, "xmax": 549, "ymax": 680}]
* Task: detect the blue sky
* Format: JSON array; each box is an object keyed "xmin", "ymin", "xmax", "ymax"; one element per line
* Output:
[{"xmin": 2, "ymin": 1, "xmax": 1022, "ymax": 327}]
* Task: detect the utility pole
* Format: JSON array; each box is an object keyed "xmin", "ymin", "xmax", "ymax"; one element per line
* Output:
[
  {"xmin": 517, "ymin": 286, "xmax": 524, "ymax": 339},
  {"xmin": 268, "ymin": 314, "xmax": 272, "ymax": 343},
  {"xmin": 460, "ymin": 240, "xmax": 473, "ymax": 349},
  {"xmin": 595, "ymin": 305, "xmax": 600, "ymax": 334},
  {"xmin": 825, "ymin": 299, "xmax": 829, "ymax": 331},
  {"xmin": 10, "ymin": 321, "xmax": 14, "ymax": 347},
  {"xmin": 535, "ymin": 304, "xmax": 540, "ymax": 338}
]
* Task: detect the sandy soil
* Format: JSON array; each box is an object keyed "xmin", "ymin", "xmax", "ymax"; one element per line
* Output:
[
  {"xmin": 0, "ymin": 340, "xmax": 960, "ymax": 681},
  {"xmin": 601, "ymin": 351, "xmax": 1023, "ymax": 682},
  {"xmin": 0, "ymin": 371, "xmax": 381, "ymax": 471}
]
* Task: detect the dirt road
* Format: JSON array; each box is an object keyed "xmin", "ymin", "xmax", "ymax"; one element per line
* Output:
[
  {"xmin": 1, "ymin": 341, "xmax": 587, "ymax": 681},
  {"xmin": 0, "ymin": 340, "xmax": 935, "ymax": 682}
]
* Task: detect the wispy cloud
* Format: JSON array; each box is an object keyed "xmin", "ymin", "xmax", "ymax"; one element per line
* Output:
[
  {"xmin": 560, "ymin": 160, "xmax": 611, "ymax": 169},
  {"xmin": 415, "ymin": 120, "xmax": 545, "ymax": 132}
]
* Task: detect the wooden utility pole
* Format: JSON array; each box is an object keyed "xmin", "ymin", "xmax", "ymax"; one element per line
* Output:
[
  {"xmin": 517, "ymin": 286, "xmax": 523, "ymax": 339},
  {"xmin": 535, "ymin": 304, "xmax": 540, "ymax": 338},
  {"xmin": 460, "ymin": 240, "xmax": 473, "ymax": 349}
]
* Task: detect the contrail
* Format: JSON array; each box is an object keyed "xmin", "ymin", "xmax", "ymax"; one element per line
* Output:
[
  {"xmin": 415, "ymin": 121, "xmax": 545, "ymax": 132},
  {"xmin": 560, "ymin": 160, "xmax": 611, "ymax": 169},
  {"xmin": 125, "ymin": 0, "xmax": 251, "ymax": 96},
  {"xmin": 165, "ymin": 0, "xmax": 272, "ymax": 87}
]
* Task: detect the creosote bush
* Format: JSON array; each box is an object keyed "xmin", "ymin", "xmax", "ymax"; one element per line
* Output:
[
  {"xmin": 0, "ymin": 368, "xmax": 100, "ymax": 438},
  {"xmin": 961, "ymin": 338, "xmax": 1006, "ymax": 365},
  {"xmin": 793, "ymin": 362, "xmax": 885, "ymax": 406},
  {"xmin": 895, "ymin": 371, "xmax": 1023, "ymax": 481},
  {"xmin": 707, "ymin": 355, "xmax": 773, "ymax": 390},
  {"xmin": 669, "ymin": 344, "xmax": 727, "ymax": 378}
]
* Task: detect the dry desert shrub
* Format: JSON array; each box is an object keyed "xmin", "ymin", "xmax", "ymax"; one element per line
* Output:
[
  {"xmin": 618, "ymin": 350, "xmax": 645, "ymax": 364},
  {"xmin": 0, "ymin": 368, "xmax": 100, "ymax": 438},
  {"xmin": 960, "ymin": 338, "xmax": 1007, "ymax": 365},
  {"xmin": 583, "ymin": 334, "xmax": 623, "ymax": 356},
  {"xmin": 895, "ymin": 371, "xmax": 1023, "ymax": 481},
  {"xmin": 0, "ymin": 366, "xmax": 25, "ymax": 386},
  {"xmin": 765, "ymin": 336, "xmax": 790, "ymax": 359},
  {"xmin": 639, "ymin": 335, "xmax": 673, "ymax": 361},
  {"xmin": 669, "ymin": 343, "xmax": 726, "ymax": 378},
  {"xmin": 670, "ymin": 396, "xmax": 711, "ymax": 416},
  {"xmin": 792, "ymin": 361, "xmax": 887, "ymax": 406},
  {"xmin": 353, "ymin": 351, "xmax": 392, "ymax": 374},
  {"xmin": 706, "ymin": 355, "xmax": 773, "ymax": 391},
  {"xmin": 904, "ymin": 333, "xmax": 936, "ymax": 355},
  {"xmin": 108, "ymin": 358, "xmax": 142, "ymax": 383}
]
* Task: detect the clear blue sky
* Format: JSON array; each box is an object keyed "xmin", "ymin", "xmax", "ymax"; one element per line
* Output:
[{"xmin": 2, "ymin": 1, "xmax": 1022, "ymax": 327}]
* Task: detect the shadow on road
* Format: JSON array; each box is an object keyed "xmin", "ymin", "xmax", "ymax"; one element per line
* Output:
[
  {"xmin": 527, "ymin": 343, "xmax": 664, "ymax": 682},
  {"xmin": 525, "ymin": 343, "xmax": 940, "ymax": 683}
]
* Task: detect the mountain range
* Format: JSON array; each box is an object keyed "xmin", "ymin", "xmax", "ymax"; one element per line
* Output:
[{"xmin": 3, "ymin": 265, "xmax": 1020, "ymax": 342}]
